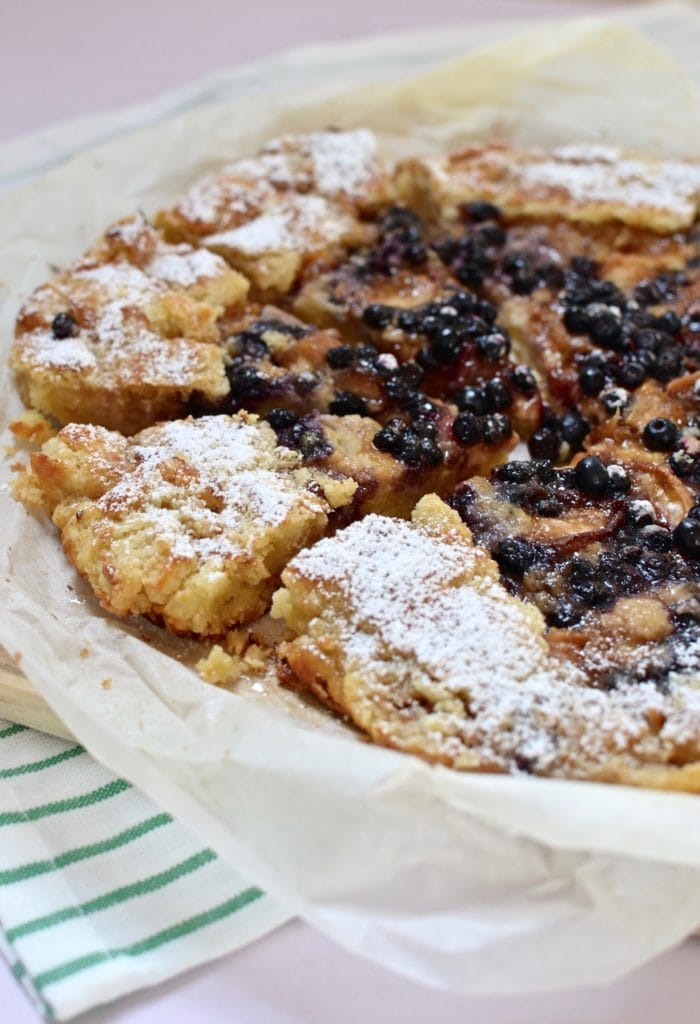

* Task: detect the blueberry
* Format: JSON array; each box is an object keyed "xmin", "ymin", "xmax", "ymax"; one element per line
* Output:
[
  {"xmin": 265, "ymin": 408, "xmax": 299, "ymax": 430},
  {"xmin": 606, "ymin": 464, "xmax": 631, "ymax": 494},
  {"xmin": 356, "ymin": 344, "xmax": 379, "ymax": 364},
  {"xmin": 403, "ymin": 393, "xmax": 438, "ymax": 418},
  {"xmin": 533, "ymin": 497, "xmax": 564, "ymax": 517},
  {"xmin": 511, "ymin": 270, "xmax": 539, "ymax": 295},
  {"xmin": 228, "ymin": 365, "xmax": 270, "ymax": 402},
  {"xmin": 484, "ymin": 378, "xmax": 512, "ymax": 411},
  {"xmin": 503, "ymin": 250, "xmax": 532, "ymax": 274},
  {"xmin": 653, "ymin": 349, "xmax": 683, "ymax": 382},
  {"xmin": 476, "ymin": 331, "xmax": 509, "ymax": 361},
  {"xmin": 548, "ymin": 603, "xmax": 582, "ymax": 628},
  {"xmin": 634, "ymin": 281, "xmax": 663, "ymax": 306},
  {"xmin": 404, "ymin": 241, "xmax": 427, "ymax": 265},
  {"xmin": 669, "ymin": 450, "xmax": 695, "ymax": 478},
  {"xmin": 617, "ymin": 361, "xmax": 646, "ymax": 388},
  {"xmin": 627, "ymin": 500, "xmax": 656, "ymax": 528},
  {"xmin": 453, "ymin": 411, "xmax": 482, "ymax": 446},
  {"xmin": 640, "ymin": 525, "xmax": 673, "ymax": 552},
  {"xmin": 373, "ymin": 419, "xmax": 405, "ymax": 455},
  {"xmin": 600, "ymin": 387, "xmax": 630, "ymax": 414},
  {"xmin": 570, "ymin": 256, "xmax": 599, "ymax": 278},
  {"xmin": 642, "ymin": 417, "xmax": 679, "ymax": 452},
  {"xmin": 51, "ymin": 312, "xmax": 78, "ymax": 339},
  {"xmin": 475, "ymin": 299, "xmax": 497, "ymax": 324},
  {"xmin": 478, "ymin": 223, "xmax": 506, "ymax": 246},
  {"xmin": 579, "ymin": 364, "xmax": 606, "ymax": 395},
  {"xmin": 329, "ymin": 391, "xmax": 369, "ymax": 417},
  {"xmin": 397, "ymin": 309, "xmax": 420, "ymax": 333},
  {"xmin": 398, "ymin": 431, "xmax": 424, "ymax": 466},
  {"xmin": 673, "ymin": 518, "xmax": 700, "ymax": 558},
  {"xmin": 528, "ymin": 426, "xmax": 560, "ymax": 461},
  {"xmin": 450, "ymin": 290, "xmax": 477, "ymax": 314},
  {"xmin": 655, "ymin": 310, "xmax": 682, "ymax": 336},
  {"xmin": 575, "ymin": 456, "xmax": 608, "ymax": 495},
  {"xmin": 688, "ymin": 504, "xmax": 700, "ymax": 520},
  {"xmin": 481, "ymin": 413, "xmax": 512, "ymax": 446},
  {"xmin": 587, "ymin": 306, "xmax": 621, "ymax": 346},
  {"xmin": 494, "ymin": 537, "xmax": 538, "ymax": 574},
  {"xmin": 510, "ymin": 365, "xmax": 537, "ymax": 394},
  {"xmin": 455, "ymin": 386, "xmax": 489, "ymax": 415},
  {"xmin": 361, "ymin": 304, "xmax": 394, "ymax": 330},
  {"xmin": 559, "ymin": 411, "xmax": 590, "ymax": 449},
  {"xmin": 636, "ymin": 349, "xmax": 658, "ymax": 372},
  {"xmin": 492, "ymin": 461, "xmax": 535, "ymax": 484},
  {"xmin": 299, "ymin": 429, "xmax": 332, "ymax": 460},
  {"xmin": 634, "ymin": 328, "xmax": 663, "ymax": 352},
  {"xmin": 564, "ymin": 306, "xmax": 591, "ymax": 334},
  {"xmin": 431, "ymin": 327, "xmax": 463, "ymax": 363},
  {"xmin": 396, "ymin": 362, "xmax": 424, "ymax": 388},
  {"xmin": 417, "ymin": 436, "xmax": 444, "ymax": 467},
  {"xmin": 326, "ymin": 344, "xmax": 354, "ymax": 369},
  {"xmin": 464, "ymin": 200, "xmax": 502, "ymax": 222}
]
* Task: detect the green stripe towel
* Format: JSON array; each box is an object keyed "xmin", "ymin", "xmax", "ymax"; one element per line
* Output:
[{"xmin": 0, "ymin": 720, "xmax": 291, "ymax": 1020}]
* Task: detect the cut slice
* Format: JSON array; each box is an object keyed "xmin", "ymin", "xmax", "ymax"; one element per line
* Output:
[
  {"xmin": 11, "ymin": 214, "xmax": 248, "ymax": 434},
  {"xmin": 395, "ymin": 142, "xmax": 700, "ymax": 231},
  {"xmin": 274, "ymin": 494, "xmax": 700, "ymax": 788},
  {"xmin": 15, "ymin": 413, "xmax": 356, "ymax": 637}
]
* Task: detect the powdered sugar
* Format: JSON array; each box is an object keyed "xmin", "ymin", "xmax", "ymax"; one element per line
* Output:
[
  {"xmin": 101, "ymin": 416, "xmax": 326, "ymax": 564},
  {"xmin": 521, "ymin": 153, "xmax": 700, "ymax": 222},
  {"xmin": 205, "ymin": 193, "xmax": 350, "ymax": 255},
  {"xmin": 147, "ymin": 245, "xmax": 229, "ymax": 287},
  {"xmin": 284, "ymin": 513, "xmax": 700, "ymax": 777}
]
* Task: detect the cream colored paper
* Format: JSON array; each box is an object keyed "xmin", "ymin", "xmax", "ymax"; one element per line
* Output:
[{"xmin": 3, "ymin": 10, "xmax": 700, "ymax": 995}]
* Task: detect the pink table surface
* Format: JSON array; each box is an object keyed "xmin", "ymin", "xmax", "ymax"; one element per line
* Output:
[{"xmin": 1, "ymin": 1, "xmax": 698, "ymax": 1021}]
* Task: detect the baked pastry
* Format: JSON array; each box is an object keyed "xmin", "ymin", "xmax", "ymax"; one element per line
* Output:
[
  {"xmin": 10, "ymin": 213, "xmax": 249, "ymax": 434},
  {"xmin": 395, "ymin": 142, "xmax": 700, "ymax": 231},
  {"xmin": 274, "ymin": 494, "xmax": 700, "ymax": 789},
  {"xmin": 156, "ymin": 129, "xmax": 390, "ymax": 297},
  {"xmin": 9, "ymin": 132, "xmax": 700, "ymax": 789},
  {"xmin": 15, "ymin": 413, "xmax": 356, "ymax": 636}
]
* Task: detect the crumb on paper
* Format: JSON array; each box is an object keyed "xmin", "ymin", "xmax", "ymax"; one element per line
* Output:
[
  {"xmin": 80, "ymin": 647, "xmax": 89, "ymax": 658},
  {"xmin": 197, "ymin": 632, "xmax": 271, "ymax": 686},
  {"xmin": 101, "ymin": 677, "xmax": 112, "ymax": 690},
  {"xmin": 9, "ymin": 410, "xmax": 57, "ymax": 446}
]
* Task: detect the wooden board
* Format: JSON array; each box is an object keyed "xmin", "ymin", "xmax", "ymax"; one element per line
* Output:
[{"xmin": 0, "ymin": 645, "xmax": 74, "ymax": 740}]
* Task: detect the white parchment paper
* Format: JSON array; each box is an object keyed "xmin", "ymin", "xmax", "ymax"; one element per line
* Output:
[{"xmin": 3, "ymin": 7, "xmax": 700, "ymax": 995}]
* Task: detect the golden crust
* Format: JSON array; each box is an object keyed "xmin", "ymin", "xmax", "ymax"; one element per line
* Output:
[
  {"xmin": 10, "ymin": 214, "xmax": 249, "ymax": 434},
  {"xmin": 21, "ymin": 414, "xmax": 356, "ymax": 636},
  {"xmin": 156, "ymin": 129, "xmax": 391, "ymax": 298},
  {"xmin": 396, "ymin": 141, "xmax": 700, "ymax": 231}
]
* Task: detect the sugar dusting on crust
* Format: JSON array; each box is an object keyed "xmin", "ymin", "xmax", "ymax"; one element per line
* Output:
[
  {"xmin": 13, "ymin": 240, "xmax": 231, "ymax": 386},
  {"xmin": 205, "ymin": 193, "xmax": 351, "ymax": 255},
  {"xmin": 147, "ymin": 245, "xmax": 230, "ymax": 287},
  {"xmin": 99, "ymin": 416, "xmax": 327, "ymax": 563},
  {"xmin": 170, "ymin": 129, "xmax": 381, "ymax": 233},
  {"xmin": 521, "ymin": 150, "xmax": 700, "ymax": 221},
  {"xmin": 285, "ymin": 513, "xmax": 700, "ymax": 776}
]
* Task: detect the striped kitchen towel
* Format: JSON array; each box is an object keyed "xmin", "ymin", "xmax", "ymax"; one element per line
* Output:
[{"xmin": 0, "ymin": 720, "xmax": 291, "ymax": 1020}]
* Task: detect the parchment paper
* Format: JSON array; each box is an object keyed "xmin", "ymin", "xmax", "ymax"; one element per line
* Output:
[{"xmin": 3, "ymin": 7, "xmax": 700, "ymax": 995}]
